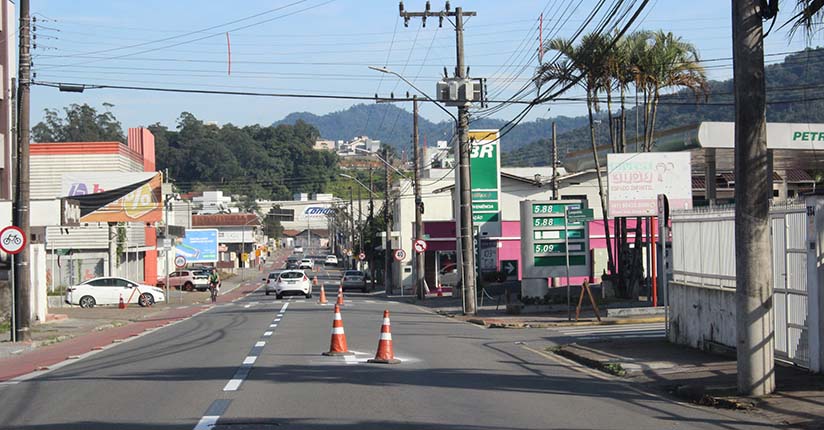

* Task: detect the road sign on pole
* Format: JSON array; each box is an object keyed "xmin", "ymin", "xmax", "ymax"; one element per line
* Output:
[
  {"xmin": 358, "ymin": 252, "xmax": 366, "ymax": 261},
  {"xmin": 174, "ymin": 255, "xmax": 187, "ymax": 268},
  {"xmin": 413, "ymin": 239, "xmax": 427, "ymax": 253},
  {"xmin": 502, "ymin": 260, "xmax": 518, "ymax": 278},
  {"xmin": 393, "ymin": 249, "xmax": 406, "ymax": 262},
  {"xmin": 0, "ymin": 226, "xmax": 26, "ymax": 255}
]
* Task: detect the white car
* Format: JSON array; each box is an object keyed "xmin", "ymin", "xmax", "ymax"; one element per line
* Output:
[
  {"xmin": 324, "ymin": 255, "xmax": 338, "ymax": 266},
  {"xmin": 298, "ymin": 258, "xmax": 314, "ymax": 270},
  {"xmin": 294, "ymin": 246, "xmax": 304, "ymax": 254},
  {"xmin": 67, "ymin": 277, "xmax": 166, "ymax": 308},
  {"xmin": 263, "ymin": 270, "xmax": 282, "ymax": 296},
  {"xmin": 273, "ymin": 270, "xmax": 312, "ymax": 299}
]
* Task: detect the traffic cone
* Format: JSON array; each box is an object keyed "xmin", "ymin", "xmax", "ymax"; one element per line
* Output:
[
  {"xmin": 318, "ymin": 283, "xmax": 328, "ymax": 304},
  {"xmin": 118, "ymin": 294, "xmax": 126, "ymax": 309},
  {"xmin": 336, "ymin": 282, "xmax": 344, "ymax": 305},
  {"xmin": 322, "ymin": 304, "xmax": 353, "ymax": 356},
  {"xmin": 437, "ymin": 284, "xmax": 443, "ymax": 297},
  {"xmin": 368, "ymin": 310, "xmax": 401, "ymax": 364}
]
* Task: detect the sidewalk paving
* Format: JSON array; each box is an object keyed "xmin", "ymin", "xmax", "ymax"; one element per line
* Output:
[
  {"xmin": 0, "ymin": 251, "xmax": 289, "ymax": 381},
  {"xmin": 551, "ymin": 338, "xmax": 824, "ymax": 430}
]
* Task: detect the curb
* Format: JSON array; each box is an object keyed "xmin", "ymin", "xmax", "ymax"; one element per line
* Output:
[{"xmin": 465, "ymin": 315, "xmax": 665, "ymax": 328}]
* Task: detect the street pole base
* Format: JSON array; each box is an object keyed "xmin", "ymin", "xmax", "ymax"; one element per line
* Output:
[
  {"xmin": 322, "ymin": 351, "xmax": 355, "ymax": 356},
  {"xmin": 367, "ymin": 358, "xmax": 401, "ymax": 364}
]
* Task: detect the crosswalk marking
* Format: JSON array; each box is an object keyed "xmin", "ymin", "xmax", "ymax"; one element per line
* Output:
[{"xmin": 553, "ymin": 323, "xmax": 665, "ymax": 340}]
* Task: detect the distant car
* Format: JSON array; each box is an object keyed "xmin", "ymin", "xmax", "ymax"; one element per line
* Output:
[
  {"xmin": 324, "ymin": 255, "xmax": 339, "ymax": 266},
  {"xmin": 67, "ymin": 277, "xmax": 166, "ymax": 308},
  {"xmin": 273, "ymin": 270, "xmax": 312, "ymax": 299},
  {"xmin": 157, "ymin": 270, "xmax": 210, "ymax": 291},
  {"xmin": 298, "ymin": 258, "xmax": 314, "ymax": 270},
  {"xmin": 341, "ymin": 270, "xmax": 369, "ymax": 292},
  {"xmin": 263, "ymin": 270, "xmax": 282, "ymax": 296},
  {"xmin": 439, "ymin": 263, "xmax": 459, "ymax": 286},
  {"xmin": 294, "ymin": 246, "xmax": 304, "ymax": 254}
]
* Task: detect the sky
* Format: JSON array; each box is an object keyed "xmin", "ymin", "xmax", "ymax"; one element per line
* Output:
[{"xmin": 29, "ymin": 0, "xmax": 817, "ymax": 134}]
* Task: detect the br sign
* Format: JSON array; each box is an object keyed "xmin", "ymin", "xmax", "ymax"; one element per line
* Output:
[{"xmin": 469, "ymin": 129, "xmax": 501, "ymax": 236}]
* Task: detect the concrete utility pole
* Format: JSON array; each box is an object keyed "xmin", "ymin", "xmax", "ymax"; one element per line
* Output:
[
  {"xmin": 384, "ymin": 147, "xmax": 393, "ymax": 294},
  {"xmin": 551, "ymin": 121, "xmax": 559, "ymax": 199},
  {"xmin": 349, "ymin": 186, "xmax": 355, "ymax": 269},
  {"xmin": 357, "ymin": 185, "xmax": 363, "ymax": 255},
  {"xmin": 413, "ymin": 96, "xmax": 426, "ymax": 300},
  {"xmin": 732, "ymin": 0, "xmax": 774, "ymax": 396},
  {"xmin": 13, "ymin": 0, "xmax": 32, "ymax": 341},
  {"xmin": 400, "ymin": 1, "xmax": 478, "ymax": 314}
]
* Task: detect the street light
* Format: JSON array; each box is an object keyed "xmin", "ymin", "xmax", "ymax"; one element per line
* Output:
[
  {"xmin": 353, "ymin": 147, "xmax": 409, "ymax": 180},
  {"xmin": 340, "ymin": 173, "xmax": 377, "ymax": 197},
  {"xmin": 368, "ymin": 65, "xmax": 457, "ymax": 123}
]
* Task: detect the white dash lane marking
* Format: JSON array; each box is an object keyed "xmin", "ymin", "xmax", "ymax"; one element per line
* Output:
[
  {"xmin": 223, "ymin": 379, "xmax": 242, "ymax": 391},
  {"xmin": 263, "ymin": 331, "xmax": 273, "ymax": 337},
  {"xmin": 279, "ymin": 303, "xmax": 289, "ymax": 312},
  {"xmin": 269, "ymin": 324, "xmax": 277, "ymax": 328},
  {"xmin": 243, "ymin": 356, "xmax": 257, "ymax": 365},
  {"xmin": 244, "ymin": 304, "xmax": 252, "ymax": 308},
  {"xmin": 193, "ymin": 416, "xmax": 219, "ymax": 430},
  {"xmin": 274, "ymin": 318, "xmax": 282, "ymax": 322},
  {"xmin": 255, "ymin": 341, "xmax": 266, "ymax": 347}
]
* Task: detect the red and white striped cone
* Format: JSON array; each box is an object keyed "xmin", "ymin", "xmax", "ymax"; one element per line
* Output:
[
  {"xmin": 322, "ymin": 304, "xmax": 354, "ymax": 356},
  {"xmin": 437, "ymin": 284, "xmax": 443, "ymax": 297},
  {"xmin": 336, "ymin": 282, "xmax": 344, "ymax": 305},
  {"xmin": 367, "ymin": 310, "xmax": 401, "ymax": 364}
]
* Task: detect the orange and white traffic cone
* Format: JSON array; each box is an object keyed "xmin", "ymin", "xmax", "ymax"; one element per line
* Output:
[
  {"xmin": 368, "ymin": 310, "xmax": 401, "ymax": 364},
  {"xmin": 322, "ymin": 304, "xmax": 354, "ymax": 356},
  {"xmin": 318, "ymin": 283, "xmax": 328, "ymax": 304},
  {"xmin": 118, "ymin": 294, "xmax": 126, "ymax": 309},
  {"xmin": 336, "ymin": 282, "xmax": 344, "ymax": 306},
  {"xmin": 437, "ymin": 284, "xmax": 443, "ymax": 297}
]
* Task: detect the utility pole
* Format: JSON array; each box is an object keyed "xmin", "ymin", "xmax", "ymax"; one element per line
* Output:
[
  {"xmin": 732, "ymin": 0, "xmax": 774, "ymax": 396},
  {"xmin": 13, "ymin": 0, "xmax": 31, "ymax": 342},
  {"xmin": 357, "ymin": 185, "xmax": 363, "ymax": 255},
  {"xmin": 413, "ymin": 95, "xmax": 425, "ymax": 300},
  {"xmin": 349, "ymin": 186, "xmax": 355, "ymax": 269},
  {"xmin": 369, "ymin": 168, "xmax": 376, "ymax": 283},
  {"xmin": 551, "ymin": 121, "xmax": 559, "ymax": 199},
  {"xmin": 400, "ymin": 1, "xmax": 478, "ymax": 314},
  {"xmin": 383, "ymin": 147, "xmax": 392, "ymax": 294}
]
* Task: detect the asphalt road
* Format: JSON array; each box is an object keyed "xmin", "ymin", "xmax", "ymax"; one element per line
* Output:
[{"xmin": 0, "ymin": 268, "xmax": 774, "ymax": 429}]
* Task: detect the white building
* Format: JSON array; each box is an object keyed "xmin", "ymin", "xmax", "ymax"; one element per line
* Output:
[{"xmin": 193, "ymin": 191, "xmax": 233, "ymax": 214}]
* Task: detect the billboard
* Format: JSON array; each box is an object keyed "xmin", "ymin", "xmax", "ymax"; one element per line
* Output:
[
  {"xmin": 469, "ymin": 130, "xmax": 501, "ymax": 236},
  {"xmin": 176, "ymin": 229, "xmax": 218, "ymax": 263},
  {"xmin": 607, "ymin": 152, "xmax": 692, "ymax": 217},
  {"xmin": 62, "ymin": 172, "xmax": 162, "ymax": 223}
]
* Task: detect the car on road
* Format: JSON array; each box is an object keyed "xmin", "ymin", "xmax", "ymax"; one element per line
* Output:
[
  {"xmin": 294, "ymin": 246, "xmax": 304, "ymax": 254},
  {"xmin": 157, "ymin": 270, "xmax": 210, "ymax": 291},
  {"xmin": 298, "ymin": 258, "xmax": 314, "ymax": 270},
  {"xmin": 340, "ymin": 270, "xmax": 369, "ymax": 292},
  {"xmin": 285, "ymin": 256, "xmax": 300, "ymax": 269},
  {"xmin": 263, "ymin": 270, "xmax": 282, "ymax": 296},
  {"xmin": 324, "ymin": 255, "xmax": 338, "ymax": 266},
  {"xmin": 439, "ymin": 263, "xmax": 459, "ymax": 286},
  {"xmin": 272, "ymin": 270, "xmax": 312, "ymax": 299},
  {"xmin": 67, "ymin": 277, "xmax": 166, "ymax": 308}
]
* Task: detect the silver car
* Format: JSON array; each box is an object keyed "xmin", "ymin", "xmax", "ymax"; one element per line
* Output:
[
  {"xmin": 340, "ymin": 270, "xmax": 369, "ymax": 292},
  {"xmin": 263, "ymin": 270, "xmax": 282, "ymax": 296}
]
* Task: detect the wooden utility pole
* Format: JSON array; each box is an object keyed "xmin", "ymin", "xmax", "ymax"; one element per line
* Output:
[
  {"xmin": 732, "ymin": 0, "xmax": 774, "ymax": 396},
  {"xmin": 13, "ymin": 0, "xmax": 32, "ymax": 342},
  {"xmin": 384, "ymin": 147, "xmax": 393, "ymax": 294},
  {"xmin": 551, "ymin": 121, "xmax": 558, "ymax": 199},
  {"xmin": 413, "ymin": 96, "xmax": 425, "ymax": 300}
]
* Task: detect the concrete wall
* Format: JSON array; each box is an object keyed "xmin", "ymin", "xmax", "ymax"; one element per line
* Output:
[{"xmin": 668, "ymin": 281, "xmax": 737, "ymax": 351}]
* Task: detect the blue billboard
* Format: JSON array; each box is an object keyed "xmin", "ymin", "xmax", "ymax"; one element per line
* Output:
[{"xmin": 176, "ymin": 229, "xmax": 218, "ymax": 263}]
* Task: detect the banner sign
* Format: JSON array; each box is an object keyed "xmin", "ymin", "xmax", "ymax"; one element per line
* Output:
[
  {"xmin": 176, "ymin": 229, "xmax": 218, "ymax": 263},
  {"xmin": 469, "ymin": 129, "xmax": 501, "ymax": 235},
  {"xmin": 62, "ymin": 172, "xmax": 162, "ymax": 223},
  {"xmin": 607, "ymin": 152, "xmax": 692, "ymax": 217}
]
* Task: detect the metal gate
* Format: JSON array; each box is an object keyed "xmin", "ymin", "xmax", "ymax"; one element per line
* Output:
[{"xmin": 771, "ymin": 207, "xmax": 809, "ymax": 367}]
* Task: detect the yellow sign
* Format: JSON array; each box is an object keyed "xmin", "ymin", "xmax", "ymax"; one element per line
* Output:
[
  {"xmin": 241, "ymin": 252, "xmax": 249, "ymax": 262},
  {"xmin": 255, "ymin": 249, "xmax": 261, "ymax": 257}
]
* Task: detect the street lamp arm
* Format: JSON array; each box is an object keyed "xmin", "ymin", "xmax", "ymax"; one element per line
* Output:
[
  {"xmin": 368, "ymin": 65, "xmax": 458, "ymax": 123},
  {"xmin": 352, "ymin": 148, "xmax": 409, "ymax": 180},
  {"xmin": 339, "ymin": 173, "xmax": 377, "ymax": 197}
]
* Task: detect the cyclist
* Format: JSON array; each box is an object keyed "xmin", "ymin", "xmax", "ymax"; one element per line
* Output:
[{"xmin": 208, "ymin": 271, "xmax": 221, "ymax": 303}]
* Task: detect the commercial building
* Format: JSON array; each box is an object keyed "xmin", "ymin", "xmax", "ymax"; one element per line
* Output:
[{"xmin": 191, "ymin": 213, "xmax": 261, "ymax": 268}]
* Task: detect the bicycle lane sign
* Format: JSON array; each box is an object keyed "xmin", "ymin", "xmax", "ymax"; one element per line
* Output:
[{"xmin": 0, "ymin": 226, "xmax": 26, "ymax": 254}]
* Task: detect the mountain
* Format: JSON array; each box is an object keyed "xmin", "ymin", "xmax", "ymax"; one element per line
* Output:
[
  {"xmin": 504, "ymin": 47, "xmax": 824, "ymax": 166},
  {"xmin": 274, "ymin": 103, "xmax": 588, "ymax": 151}
]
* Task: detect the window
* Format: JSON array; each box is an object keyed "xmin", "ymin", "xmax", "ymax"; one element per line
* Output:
[
  {"xmin": 85, "ymin": 279, "xmax": 111, "ymax": 287},
  {"xmin": 279, "ymin": 272, "xmax": 303, "ymax": 280},
  {"xmin": 268, "ymin": 273, "xmax": 280, "ymax": 279},
  {"xmin": 111, "ymin": 278, "xmax": 132, "ymax": 287}
]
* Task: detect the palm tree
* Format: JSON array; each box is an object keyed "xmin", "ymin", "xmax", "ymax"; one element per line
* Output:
[
  {"xmin": 633, "ymin": 31, "xmax": 708, "ymax": 151},
  {"xmin": 535, "ymin": 33, "xmax": 616, "ymax": 276}
]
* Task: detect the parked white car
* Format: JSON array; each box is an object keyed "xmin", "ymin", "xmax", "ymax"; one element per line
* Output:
[
  {"xmin": 273, "ymin": 270, "xmax": 312, "ymax": 299},
  {"xmin": 67, "ymin": 277, "xmax": 166, "ymax": 308},
  {"xmin": 298, "ymin": 258, "xmax": 314, "ymax": 270},
  {"xmin": 324, "ymin": 255, "xmax": 339, "ymax": 266}
]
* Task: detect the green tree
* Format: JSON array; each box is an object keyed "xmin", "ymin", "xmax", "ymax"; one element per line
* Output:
[
  {"xmin": 32, "ymin": 103, "xmax": 125, "ymax": 143},
  {"xmin": 264, "ymin": 206, "xmax": 285, "ymax": 239}
]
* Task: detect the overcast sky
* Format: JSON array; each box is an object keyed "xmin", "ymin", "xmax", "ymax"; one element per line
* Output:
[{"xmin": 29, "ymin": 0, "xmax": 816, "ymax": 130}]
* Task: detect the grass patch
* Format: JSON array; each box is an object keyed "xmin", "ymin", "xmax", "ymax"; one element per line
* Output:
[
  {"xmin": 601, "ymin": 362, "xmax": 627, "ymax": 377},
  {"xmin": 546, "ymin": 345, "xmax": 564, "ymax": 353},
  {"xmin": 0, "ymin": 319, "xmax": 9, "ymax": 334},
  {"xmin": 48, "ymin": 286, "xmax": 68, "ymax": 296}
]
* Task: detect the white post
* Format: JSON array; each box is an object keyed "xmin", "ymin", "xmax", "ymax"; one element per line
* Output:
[{"xmin": 564, "ymin": 205, "xmax": 571, "ymax": 321}]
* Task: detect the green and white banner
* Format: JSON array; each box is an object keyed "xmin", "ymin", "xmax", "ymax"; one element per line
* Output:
[{"xmin": 469, "ymin": 130, "xmax": 501, "ymax": 235}]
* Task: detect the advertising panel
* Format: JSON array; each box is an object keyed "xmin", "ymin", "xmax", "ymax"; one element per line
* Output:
[
  {"xmin": 176, "ymin": 229, "xmax": 218, "ymax": 263},
  {"xmin": 469, "ymin": 129, "xmax": 501, "ymax": 236},
  {"xmin": 607, "ymin": 152, "xmax": 692, "ymax": 217},
  {"xmin": 62, "ymin": 172, "xmax": 162, "ymax": 223}
]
